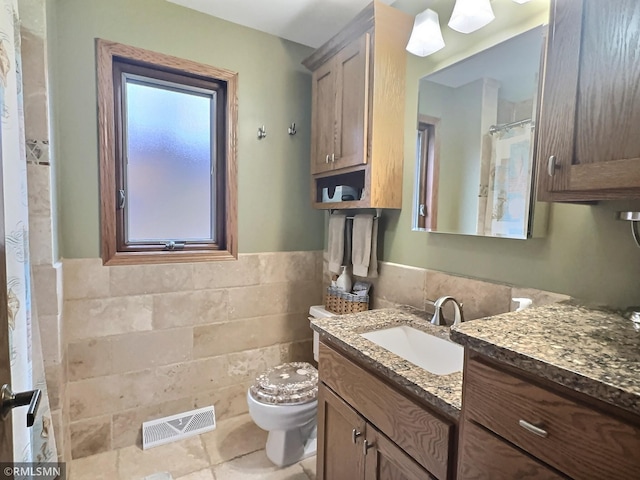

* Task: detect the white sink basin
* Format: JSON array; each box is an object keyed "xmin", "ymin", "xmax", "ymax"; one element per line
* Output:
[{"xmin": 361, "ymin": 325, "xmax": 464, "ymax": 375}]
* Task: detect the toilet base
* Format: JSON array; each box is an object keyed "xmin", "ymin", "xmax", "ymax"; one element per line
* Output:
[{"xmin": 265, "ymin": 423, "xmax": 317, "ymax": 467}]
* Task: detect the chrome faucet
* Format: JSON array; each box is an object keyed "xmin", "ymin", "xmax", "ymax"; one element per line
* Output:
[{"xmin": 431, "ymin": 296, "xmax": 464, "ymax": 326}]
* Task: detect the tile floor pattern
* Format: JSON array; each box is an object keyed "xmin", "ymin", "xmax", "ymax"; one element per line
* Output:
[{"xmin": 68, "ymin": 414, "xmax": 316, "ymax": 480}]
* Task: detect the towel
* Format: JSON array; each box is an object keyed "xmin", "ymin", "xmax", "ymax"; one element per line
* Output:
[
  {"xmin": 352, "ymin": 214, "xmax": 378, "ymax": 278},
  {"xmin": 328, "ymin": 214, "xmax": 346, "ymax": 275}
]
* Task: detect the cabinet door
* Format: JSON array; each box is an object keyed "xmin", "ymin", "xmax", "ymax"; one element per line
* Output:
[
  {"xmin": 364, "ymin": 427, "xmax": 434, "ymax": 480},
  {"xmin": 311, "ymin": 59, "xmax": 337, "ymax": 175},
  {"xmin": 457, "ymin": 420, "xmax": 565, "ymax": 480},
  {"xmin": 537, "ymin": 0, "xmax": 640, "ymax": 201},
  {"xmin": 317, "ymin": 382, "xmax": 366, "ymax": 480},
  {"xmin": 334, "ymin": 33, "xmax": 370, "ymax": 170}
]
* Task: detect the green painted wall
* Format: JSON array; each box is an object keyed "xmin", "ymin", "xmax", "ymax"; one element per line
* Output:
[
  {"xmin": 383, "ymin": 2, "xmax": 640, "ymax": 308},
  {"xmin": 50, "ymin": 0, "xmax": 324, "ymax": 258}
]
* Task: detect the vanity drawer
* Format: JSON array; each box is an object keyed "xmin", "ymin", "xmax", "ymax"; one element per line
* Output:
[
  {"xmin": 318, "ymin": 342, "xmax": 453, "ymax": 480},
  {"xmin": 458, "ymin": 420, "xmax": 565, "ymax": 480},
  {"xmin": 464, "ymin": 357, "xmax": 640, "ymax": 480}
]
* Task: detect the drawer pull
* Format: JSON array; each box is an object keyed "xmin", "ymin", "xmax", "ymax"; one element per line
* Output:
[
  {"xmin": 519, "ymin": 419, "xmax": 548, "ymax": 438},
  {"xmin": 352, "ymin": 428, "xmax": 362, "ymax": 444},
  {"xmin": 547, "ymin": 155, "xmax": 559, "ymax": 176}
]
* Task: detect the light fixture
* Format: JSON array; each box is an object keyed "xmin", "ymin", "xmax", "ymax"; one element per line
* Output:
[
  {"xmin": 512, "ymin": 0, "xmax": 532, "ymax": 3},
  {"xmin": 406, "ymin": 8, "xmax": 445, "ymax": 57},
  {"xmin": 448, "ymin": 0, "xmax": 495, "ymax": 34}
]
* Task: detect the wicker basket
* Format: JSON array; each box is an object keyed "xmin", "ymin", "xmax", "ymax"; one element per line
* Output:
[{"xmin": 325, "ymin": 286, "xmax": 369, "ymax": 315}]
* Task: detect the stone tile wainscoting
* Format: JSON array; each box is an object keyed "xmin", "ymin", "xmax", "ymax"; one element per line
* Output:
[
  {"xmin": 63, "ymin": 251, "xmax": 323, "ymax": 459},
  {"xmin": 324, "ymin": 260, "xmax": 570, "ymax": 320},
  {"xmin": 20, "ymin": 0, "xmax": 69, "ymax": 461}
]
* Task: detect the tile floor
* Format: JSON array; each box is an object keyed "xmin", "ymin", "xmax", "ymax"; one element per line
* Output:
[{"xmin": 68, "ymin": 414, "xmax": 316, "ymax": 480}]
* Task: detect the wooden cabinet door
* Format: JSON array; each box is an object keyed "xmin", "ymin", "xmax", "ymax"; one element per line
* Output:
[
  {"xmin": 311, "ymin": 58, "xmax": 337, "ymax": 175},
  {"xmin": 364, "ymin": 427, "xmax": 434, "ymax": 480},
  {"xmin": 457, "ymin": 420, "xmax": 565, "ymax": 480},
  {"xmin": 537, "ymin": 0, "xmax": 640, "ymax": 201},
  {"xmin": 317, "ymin": 382, "xmax": 366, "ymax": 480},
  {"xmin": 334, "ymin": 33, "xmax": 370, "ymax": 170}
]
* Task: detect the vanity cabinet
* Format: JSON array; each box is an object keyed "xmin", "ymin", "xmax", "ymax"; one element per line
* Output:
[
  {"xmin": 536, "ymin": 0, "xmax": 640, "ymax": 201},
  {"xmin": 303, "ymin": 1, "xmax": 412, "ymax": 209},
  {"xmin": 317, "ymin": 341, "xmax": 454, "ymax": 480},
  {"xmin": 457, "ymin": 354, "xmax": 640, "ymax": 479}
]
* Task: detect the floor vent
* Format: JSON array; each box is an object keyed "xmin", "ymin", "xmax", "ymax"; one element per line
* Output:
[{"xmin": 142, "ymin": 406, "xmax": 216, "ymax": 450}]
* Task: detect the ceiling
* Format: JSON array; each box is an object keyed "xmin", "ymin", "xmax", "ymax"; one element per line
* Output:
[{"xmin": 166, "ymin": 0, "xmax": 395, "ymax": 48}]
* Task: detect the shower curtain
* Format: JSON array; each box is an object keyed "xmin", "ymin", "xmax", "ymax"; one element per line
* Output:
[
  {"xmin": 1, "ymin": 0, "xmax": 56, "ymax": 463},
  {"xmin": 478, "ymin": 124, "xmax": 533, "ymax": 237}
]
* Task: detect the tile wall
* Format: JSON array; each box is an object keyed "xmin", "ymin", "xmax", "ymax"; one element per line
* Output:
[
  {"xmin": 63, "ymin": 251, "xmax": 323, "ymax": 459},
  {"xmin": 20, "ymin": 0, "xmax": 69, "ymax": 462},
  {"xmin": 324, "ymin": 259, "xmax": 571, "ymax": 320}
]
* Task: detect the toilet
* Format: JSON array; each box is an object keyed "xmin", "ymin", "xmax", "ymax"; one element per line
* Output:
[{"xmin": 247, "ymin": 305, "xmax": 335, "ymax": 467}]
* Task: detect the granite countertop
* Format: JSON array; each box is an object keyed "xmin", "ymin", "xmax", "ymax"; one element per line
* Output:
[
  {"xmin": 310, "ymin": 306, "xmax": 463, "ymax": 419},
  {"xmin": 451, "ymin": 303, "xmax": 640, "ymax": 416}
]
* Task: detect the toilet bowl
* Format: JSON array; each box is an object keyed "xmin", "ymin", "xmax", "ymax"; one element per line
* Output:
[
  {"xmin": 247, "ymin": 306, "xmax": 335, "ymax": 467},
  {"xmin": 247, "ymin": 362, "xmax": 319, "ymax": 467}
]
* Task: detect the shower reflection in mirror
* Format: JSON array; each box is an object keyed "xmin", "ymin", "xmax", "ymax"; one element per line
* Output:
[{"xmin": 412, "ymin": 26, "xmax": 547, "ymax": 239}]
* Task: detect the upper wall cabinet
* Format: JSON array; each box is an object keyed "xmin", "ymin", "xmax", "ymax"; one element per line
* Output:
[
  {"xmin": 303, "ymin": 1, "xmax": 412, "ymax": 209},
  {"xmin": 537, "ymin": 0, "xmax": 640, "ymax": 201}
]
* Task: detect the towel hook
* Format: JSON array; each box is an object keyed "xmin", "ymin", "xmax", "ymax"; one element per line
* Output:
[
  {"xmin": 288, "ymin": 122, "xmax": 297, "ymax": 136},
  {"xmin": 257, "ymin": 125, "xmax": 267, "ymax": 140}
]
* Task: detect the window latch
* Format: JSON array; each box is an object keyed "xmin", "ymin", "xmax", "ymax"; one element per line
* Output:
[
  {"xmin": 164, "ymin": 241, "xmax": 186, "ymax": 251},
  {"xmin": 118, "ymin": 189, "xmax": 126, "ymax": 209}
]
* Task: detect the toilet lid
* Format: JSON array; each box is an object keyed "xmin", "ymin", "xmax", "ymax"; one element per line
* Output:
[{"xmin": 250, "ymin": 362, "xmax": 318, "ymax": 405}]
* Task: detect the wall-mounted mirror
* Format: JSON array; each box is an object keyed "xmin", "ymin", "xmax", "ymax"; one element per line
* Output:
[{"xmin": 412, "ymin": 26, "xmax": 545, "ymax": 239}]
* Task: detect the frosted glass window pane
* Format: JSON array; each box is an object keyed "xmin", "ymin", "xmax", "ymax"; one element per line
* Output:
[{"xmin": 125, "ymin": 78, "xmax": 215, "ymax": 243}]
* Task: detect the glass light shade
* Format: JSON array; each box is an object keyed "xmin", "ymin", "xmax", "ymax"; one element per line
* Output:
[
  {"xmin": 512, "ymin": 0, "xmax": 532, "ymax": 3},
  {"xmin": 406, "ymin": 8, "xmax": 445, "ymax": 57},
  {"xmin": 448, "ymin": 0, "xmax": 495, "ymax": 34}
]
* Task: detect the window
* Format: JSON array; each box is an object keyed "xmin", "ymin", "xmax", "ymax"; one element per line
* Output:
[
  {"xmin": 413, "ymin": 115, "xmax": 440, "ymax": 231},
  {"xmin": 97, "ymin": 39, "xmax": 237, "ymax": 264}
]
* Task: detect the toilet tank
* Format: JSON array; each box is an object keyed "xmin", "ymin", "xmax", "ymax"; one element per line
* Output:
[{"xmin": 308, "ymin": 305, "xmax": 335, "ymax": 361}]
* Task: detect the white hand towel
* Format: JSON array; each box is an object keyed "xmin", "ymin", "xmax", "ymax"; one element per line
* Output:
[
  {"xmin": 328, "ymin": 214, "xmax": 346, "ymax": 275},
  {"xmin": 352, "ymin": 214, "xmax": 375, "ymax": 277},
  {"xmin": 368, "ymin": 217, "xmax": 379, "ymax": 278}
]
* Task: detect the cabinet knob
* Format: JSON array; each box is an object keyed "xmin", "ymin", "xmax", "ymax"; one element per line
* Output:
[
  {"xmin": 363, "ymin": 439, "xmax": 374, "ymax": 456},
  {"xmin": 547, "ymin": 155, "xmax": 559, "ymax": 177},
  {"xmin": 518, "ymin": 419, "xmax": 548, "ymax": 438},
  {"xmin": 351, "ymin": 428, "xmax": 362, "ymax": 444}
]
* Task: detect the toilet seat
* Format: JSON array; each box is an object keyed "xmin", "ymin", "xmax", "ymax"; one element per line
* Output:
[{"xmin": 250, "ymin": 362, "xmax": 318, "ymax": 406}]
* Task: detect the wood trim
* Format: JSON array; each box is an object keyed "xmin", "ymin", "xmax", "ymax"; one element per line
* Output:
[
  {"xmin": 96, "ymin": 39, "xmax": 238, "ymax": 265},
  {"xmin": 417, "ymin": 114, "xmax": 440, "ymax": 231}
]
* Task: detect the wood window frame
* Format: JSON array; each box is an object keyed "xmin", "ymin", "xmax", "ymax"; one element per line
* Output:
[
  {"xmin": 97, "ymin": 39, "xmax": 238, "ymax": 265},
  {"xmin": 415, "ymin": 114, "xmax": 440, "ymax": 231}
]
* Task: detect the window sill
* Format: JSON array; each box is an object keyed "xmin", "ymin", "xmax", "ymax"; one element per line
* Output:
[{"xmin": 102, "ymin": 249, "xmax": 237, "ymax": 266}]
